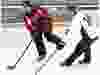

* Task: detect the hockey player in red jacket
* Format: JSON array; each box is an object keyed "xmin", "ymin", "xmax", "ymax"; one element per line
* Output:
[{"xmin": 23, "ymin": 1, "xmax": 65, "ymax": 61}]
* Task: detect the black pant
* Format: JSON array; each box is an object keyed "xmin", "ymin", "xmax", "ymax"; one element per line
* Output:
[
  {"xmin": 30, "ymin": 32, "xmax": 62, "ymax": 56},
  {"xmin": 64, "ymin": 39, "xmax": 91, "ymax": 65},
  {"xmin": 63, "ymin": 26, "xmax": 98, "ymax": 65}
]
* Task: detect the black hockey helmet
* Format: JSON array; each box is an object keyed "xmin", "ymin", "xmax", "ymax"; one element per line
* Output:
[
  {"xmin": 67, "ymin": 5, "xmax": 78, "ymax": 11},
  {"xmin": 23, "ymin": 1, "xmax": 32, "ymax": 7}
]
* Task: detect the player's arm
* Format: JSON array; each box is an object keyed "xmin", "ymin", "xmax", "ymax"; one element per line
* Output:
[
  {"xmin": 80, "ymin": 15, "xmax": 99, "ymax": 39},
  {"xmin": 80, "ymin": 16, "xmax": 89, "ymax": 31}
]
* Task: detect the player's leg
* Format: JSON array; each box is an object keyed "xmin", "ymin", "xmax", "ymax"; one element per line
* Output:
[
  {"xmin": 79, "ymin": 36, "xmax": 98, "ymax": 64},
  {"xmin": 44, "ymin": 32, "xmax": 65, "ymax": 50},
  {"xmin": 79, "ymin": 47, "xmax": 91, "ymax": 64},
  {"xmin": 30, "ymin": 32, "xmax": 46, "ymax": 61},
  {"xmin": 60, "ymin": 40, "xmax": 84, "ymax": 66}
]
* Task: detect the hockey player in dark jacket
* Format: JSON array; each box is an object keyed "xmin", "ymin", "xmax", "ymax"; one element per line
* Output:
[{"xmin": 23, "ymin": 1, "xmax": 65, "ymax": 61}]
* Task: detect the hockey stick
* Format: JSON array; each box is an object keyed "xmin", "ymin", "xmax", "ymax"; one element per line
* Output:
[
  {"xmin": 6, "ymin": 40, "xmax": 32, "ymax": 70},
  {"xmin": 36, "ymin": 49, "xmax": 58, "ymax": 75}
]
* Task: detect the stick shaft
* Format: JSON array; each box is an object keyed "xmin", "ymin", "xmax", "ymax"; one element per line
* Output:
[
  {"xmin": 15, "ymin": 40, "xmax": 32, "ymax": 65},
  {"xmin": 37, "ymin": 50, "xmax": 57, "ymax": 72}
]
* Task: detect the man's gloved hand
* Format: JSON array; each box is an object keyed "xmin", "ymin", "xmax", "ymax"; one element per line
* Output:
[{"xmin": 56, "ymin": 41, "xmax": 66, "ymax": 50}]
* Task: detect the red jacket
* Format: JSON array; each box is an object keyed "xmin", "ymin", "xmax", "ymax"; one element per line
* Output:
[{"xmin": 24, "ymin": 7, "xmax": 48, "ymax": 32}]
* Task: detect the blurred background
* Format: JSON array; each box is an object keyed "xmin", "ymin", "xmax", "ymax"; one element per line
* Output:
[
  {"xmin": 0, "ymin": 0, "xmax": 99, "ymax": 30},
  {"xmin": 0, "ymin": 0, "xmax": 100, "ymax": 48}
]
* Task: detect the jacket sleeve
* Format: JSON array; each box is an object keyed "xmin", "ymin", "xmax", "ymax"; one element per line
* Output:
[
  {"xmin": 80, "ymin": 15, "xmax": 99, "ymax": 39},
  {"xmin": 80, "ymin": 15, "xmax": 89, "ymax": 32},
  {"xmin": 24, "ymin": 16, "xmax": 33, "ymax": 32}
]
